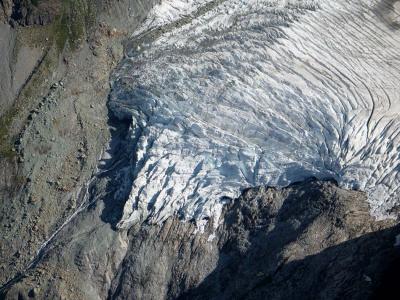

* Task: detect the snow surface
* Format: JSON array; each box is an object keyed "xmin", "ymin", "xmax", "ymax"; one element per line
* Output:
[
  {"xmin": 109, "ymin": 0, "xmax": 400, "ymax": 229},
  {"xmin": 132, "ymin": 0, "xmax": 216, "ymax": 36}
]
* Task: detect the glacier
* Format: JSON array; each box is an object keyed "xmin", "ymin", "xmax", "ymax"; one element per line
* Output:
[{"xmin": 108, "ymin": 0, "xmax": 400, "ymax": 229}]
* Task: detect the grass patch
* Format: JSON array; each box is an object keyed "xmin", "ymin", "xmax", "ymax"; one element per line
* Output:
[
  {"xmin": 0, "ymin": 48, "xmax": 57, "ymax": 160},
  {"xmin": 23, "ymin": 51, "xmax": 56, "ymax": 99},
  {"xmin": 31, "ymin": 0, "xmax": 41, "ymax": 7},
  {"xmin": 53, "ymin": 0, "xmax": 88, "ymax": 52},
  {"xmin": 0, "ymin": 110, "xmax": 17, "ymax": 159},
  {"xmin": 84, "ymin": 0, "xmax": 97, "ymax": 33},
  {"xmin": 1, "ymin": 0, "xmax": 97, "ymax": 160},
  {"xmin": 54, "ymin": 13, "xmax": 70, "ymax": 51}
]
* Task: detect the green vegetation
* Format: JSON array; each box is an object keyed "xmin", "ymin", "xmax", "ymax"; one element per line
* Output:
[
  {"xmin": 54, "ymin": 13, "xmax": 70, "ymax": 51},
  {"xmin": 0, "ymin": 0, "xmax": 97, "ymax": 160},
  {"xmin": 15, "ymin": 0, "xmax": 93, "ymax": 52},
  {"xmin": 53, "ymin": 0, "xmax": 89, "ymax": 52},
  {"xmin": 31, "ymin": 0, "xmax": 41, "ymax": 7},
  {"xmin": 0, "ymin": 110, "xmax": 17, "ymax": 159},
  {"xmin": 23, "ymin": 51, "xmax": 56, "ymax": 99},
  {"xmin": 84, "ymin": 0, "xmax": 97, "ymax": 33},
  {"xmin": 0, "ymin": 49, "xmax": 57, "ymax": 160}
]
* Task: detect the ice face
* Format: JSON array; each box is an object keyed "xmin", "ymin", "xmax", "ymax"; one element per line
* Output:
[{"xmin": 109, "ymin": 0, "xmax": 400, "ymax": 229}]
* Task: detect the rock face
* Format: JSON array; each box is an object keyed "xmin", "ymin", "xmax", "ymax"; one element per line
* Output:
[
  {"xmin": 0, "ymin": 0, "xmax": 158, "ymax": 289},
  {"xmin": 0, "ymin": 0, "xmax": 12, "ymax": 22},
  {"xmin": 108, "ymin": 180, "xmax": 400, "ymax": 300},
  {"xmin": 0, "ymin": 0, "xmax": 61, "ymax": 26},
  {"xmin": 2, "ymin": 180, "xmax": 399, "ymax": 299}
]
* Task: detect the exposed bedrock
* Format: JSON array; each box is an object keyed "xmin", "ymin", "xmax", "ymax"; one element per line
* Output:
[
  {"xmin": 109, "ymin": 180, "xmax": 400, "ymax": 300},
  {"xmin": 0, "ymin": 0, "xmax": 158, "ymax": 288},
  {"xmin": 2, "ymin": 180, "xmax": 399, "ymax": 299}
]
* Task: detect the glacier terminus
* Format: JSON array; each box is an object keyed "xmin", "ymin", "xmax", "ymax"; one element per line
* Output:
[{"xmin": 107, "ymin": 0, "xmax": 400, "ymax": 229}]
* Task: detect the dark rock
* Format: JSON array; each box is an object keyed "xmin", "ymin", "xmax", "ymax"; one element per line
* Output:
[
  {"xmin": 3, "ymin": 181, "xmax": 398, "ymax": 300},
  {"xmin": 3, "ymin": 0, "xmax": 61, "ymax": 26},
  {"xmin": 28, "ymin": 288, "xmax": 37, "ymax": 297},
  {"xmin": 107, "ymin": 181, "xmax": 400, "ymax": 300}
]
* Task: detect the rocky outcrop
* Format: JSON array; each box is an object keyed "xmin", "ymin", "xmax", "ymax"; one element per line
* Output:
[
  {"xmin": 2, "ymin": 180, "xmax": 399, "ymax": 299},
  {"xmin": 0, "ymin": 0, "xmax": 158, "ymax": 288},
  {"xmin": 0, "ymin": 0, "xmax": 62, "ymax": 26},
  {"xmin": 0, "ymin": 0, "xmax": 12, "ymax": 23},
  {"xmin": 108, "ymin": 180, "xmax": 400, "ymax": 300},
  {"xmin": 0, "ymin": 0, "xmax": 61, "ymax": 26}
]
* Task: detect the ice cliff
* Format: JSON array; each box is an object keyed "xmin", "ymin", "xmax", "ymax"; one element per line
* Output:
[{"xmin": 108, "ymin": 0, "xmax": 400, "ymax": 229}]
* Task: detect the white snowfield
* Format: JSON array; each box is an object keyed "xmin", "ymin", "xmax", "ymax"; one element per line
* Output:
[
  {"xmin": 109, "ymin": 0, "xmax": 400, "ymax": 229},
  {"xmin": 132, "ymin": 0, "xmax": 216, "ymax": 35}
]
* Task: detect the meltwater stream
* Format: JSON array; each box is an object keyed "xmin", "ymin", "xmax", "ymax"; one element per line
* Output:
[{"xmin": 108, "ymin": 0, "xmax": 400, "ymax": 229}]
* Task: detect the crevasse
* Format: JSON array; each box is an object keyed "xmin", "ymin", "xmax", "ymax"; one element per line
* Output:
[{"xmin": 108, "ymin": 0, "xmax": 400, "ymax": 229}]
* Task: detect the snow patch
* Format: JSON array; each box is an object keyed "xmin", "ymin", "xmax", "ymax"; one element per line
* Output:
[
  {"xmin": 207, "ymin": 234, "xmax": 216, "ymax": 242},
  {"xmin": 132, "ymin": 0, "xmax": 216, "ymax": 37}
]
